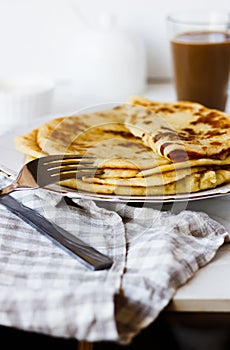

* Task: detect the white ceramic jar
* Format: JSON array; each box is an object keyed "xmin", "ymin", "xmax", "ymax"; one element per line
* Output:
[
  {"xmin": 75, "ymin": 13, "xmax": 147, "ymax": 101},
  {"xmin": 0, "ymin": 76, "xmax": 54, "ymax": 132}
]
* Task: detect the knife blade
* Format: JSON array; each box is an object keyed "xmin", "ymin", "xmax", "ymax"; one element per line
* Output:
[{"xmin": 0, "ymin": 195, "xmax": 113, "ymax": 270}]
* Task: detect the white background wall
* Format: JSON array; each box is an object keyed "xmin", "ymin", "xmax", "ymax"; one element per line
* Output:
[{"xmin": 0, "ymin": 0, "xmax": 229, "ymax": 83}]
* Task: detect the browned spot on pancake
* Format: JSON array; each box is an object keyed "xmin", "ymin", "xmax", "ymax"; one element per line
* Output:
[
  {"xmin": 153, "ymin": 131, "xmax": 180, "ymax": 142},
  {"xmin": 155, "ymin": 107, "xmax": 174, "ymax": 113},
  {"xmin": 149, "ymin": 102, "xmax": 159, "ymax": 106},
  {"xmin": 182, "ymin": 127, "xmax": 196, "ymax": 134},
  {"xmin": 211, "ymin": 141, "xmax": 222, "ymax": 146},
  {"xmin": 50, "ymin": 130, "xmax": 73, "ymax": 144},
  {"xmin": 178, "ymin": 128, "xmax": 198, "ymax": 141},
  {"xmin": 190, "ymin": 111, "xmax": 230, "ymax": 129},
  {"xmin": 143, "ymin": 120, "xmax": 153, "ymax": 125},
  {"xmin": 117, "ymin": 141, "xmax": 144, "ymax": 149},
  {"xmin": 105, "ymin": 130, "xmax": 134, "ymax": 138},
  {"xmin": 204, "ymin": 129, "xmax": 225, "ymax": 137},
  {"xmin": 173, "ymin": 104, "xmax": 195, "ymax": 111},
  {"xmin": 132, "ymin": 100, "xmax": 148, "ymax": 106}
]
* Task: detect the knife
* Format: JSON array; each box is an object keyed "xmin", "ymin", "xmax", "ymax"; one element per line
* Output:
[{"xmin": 0, "ymin": 195, "xmax": 113, "ymax": 271}]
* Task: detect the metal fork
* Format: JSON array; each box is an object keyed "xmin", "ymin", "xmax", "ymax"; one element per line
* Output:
[{"xmin": 0, "ymin": 154, "xmax": 100, "ymax": 196}]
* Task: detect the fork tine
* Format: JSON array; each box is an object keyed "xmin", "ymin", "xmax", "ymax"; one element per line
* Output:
[
  {"xmin": 45, "ymin": 161, "xmax": 96, "ymax": 170},
  {"xmin": 54, "ymin": 170, "xmax": 103, "ymax": 181},
  {"xmin": 34, "ymin": 155, "xmax": 97, "ymax": 174},
  {"xmin": 42, "ymin": 154, "xmax": 95, "ymax": 164},
  {"xmin": 47, "ymin": 165, "xmax": 99, "ymax": 176},
  {"xmin": 41, "ymin": 155, "xmax": 96, "ymax": 170}
]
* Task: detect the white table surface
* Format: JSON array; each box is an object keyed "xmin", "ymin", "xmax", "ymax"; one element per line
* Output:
[{"xmin": 1, "ymin": 81, "xmax": 230, "ymax": 313}]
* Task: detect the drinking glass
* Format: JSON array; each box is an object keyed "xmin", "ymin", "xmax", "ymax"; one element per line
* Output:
[{"xmin": 167, "ymin": 11, "xmax": 230, "ymax": 111}]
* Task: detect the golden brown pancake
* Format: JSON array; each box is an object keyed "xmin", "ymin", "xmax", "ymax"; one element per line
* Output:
[
  {"xmin": 125, "ymin": 96, "xmax": 230, "ymax": 162},
  {"xmin": 14, "ymin": 99, "xmax": 230, "ymax": 196},
  {"xmin": 15, "ymin": 106, "xmax": 171, "ymax": 173}
]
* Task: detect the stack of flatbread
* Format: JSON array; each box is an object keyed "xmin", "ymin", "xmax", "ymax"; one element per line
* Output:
[{"xmin": 14, "ymin": 96, "xmax": 230, "ymax": 196}]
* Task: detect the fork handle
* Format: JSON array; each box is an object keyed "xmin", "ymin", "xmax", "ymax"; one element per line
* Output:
[{"xmin": 0, "ymin": 181, "xmax": 19, "ymax": 196}]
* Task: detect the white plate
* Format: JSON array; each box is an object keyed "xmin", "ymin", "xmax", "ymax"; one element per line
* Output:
[{"xmin": 1, "ymin": 115, "xmax": 230, "ymax": 203}]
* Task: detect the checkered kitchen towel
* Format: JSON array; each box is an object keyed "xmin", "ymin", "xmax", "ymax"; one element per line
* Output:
[{"xmin": 0, "ymin": 173, "xmax": 229, "ymax": 344}]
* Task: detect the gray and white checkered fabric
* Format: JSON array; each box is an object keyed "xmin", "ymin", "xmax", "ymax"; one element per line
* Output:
[{"xmin": 0, "ymin": 174, "xmax": 229, "ymax": 344}]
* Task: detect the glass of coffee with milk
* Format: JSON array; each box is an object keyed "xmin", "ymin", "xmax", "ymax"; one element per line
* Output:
[{"xmin": 167, "ymin": 11, "xmax": 230, "ymax": 111}]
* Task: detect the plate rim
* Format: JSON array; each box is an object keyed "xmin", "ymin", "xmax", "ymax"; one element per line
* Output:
[{"xmin": 45, "ymin": 182, "xmax": 230, "ymax": 203}]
